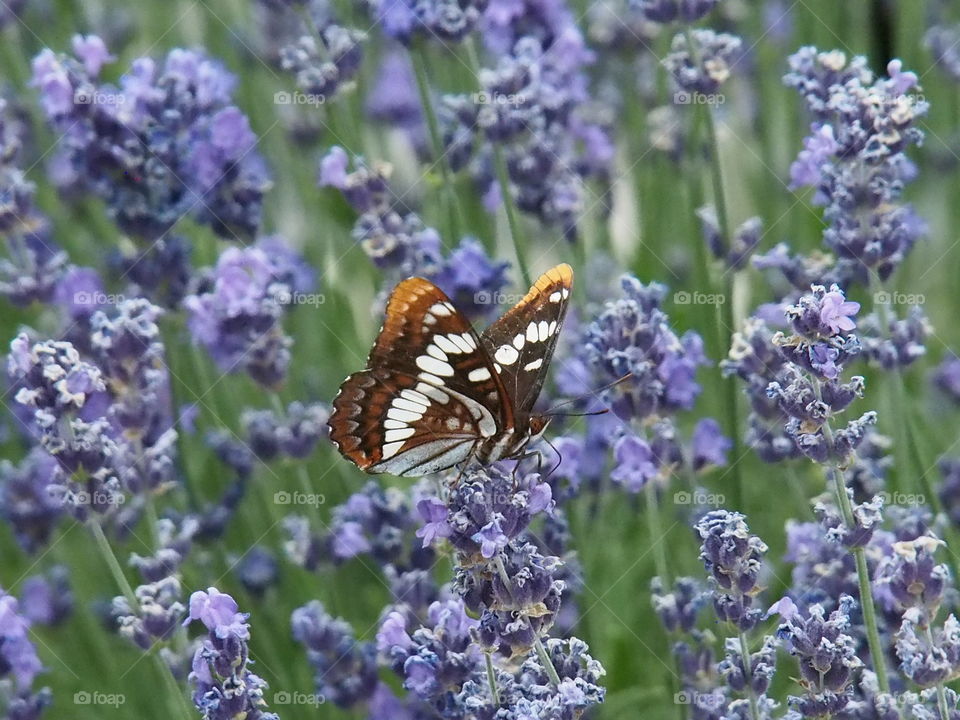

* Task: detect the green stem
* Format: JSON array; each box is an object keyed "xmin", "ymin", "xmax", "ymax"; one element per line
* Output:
[
  {"xmin": 829, "ymin": 466, "xmax": 890, "ymax": 693},
  {"xmin": 495, "ymin": 557, "xmax": 559, "ymax": 686},
  {"xmin": 683, "ymin": 27, "xmax": 743, "ymax": 509},
  {"xmin": 811, "ymin": 377, "xmax": 890, "ymax": 693},
  {"xmin": 737, "ymin": 631, "xmax": 761, "ymax": 720},
  {"xmin": 491, "ymin": 143, "xmax": 532, "ymax": 288},
  {"xmin": 484, "ymin": 651, "xmax": 501, "ymax": 706},
  {"xmin": 644, "ymin": 480, "xmax": 670, "ymax": 585},
  {"xmin": 90, "ymin": 522, "xmax": 193, "ymax": 718},
  {"xmin": 409, "ymin": 39, "xmax": 464, "ymax": 245},
  {"xmin": 462, "ymin": 36, "xmax": 531, "ymax": 287}
]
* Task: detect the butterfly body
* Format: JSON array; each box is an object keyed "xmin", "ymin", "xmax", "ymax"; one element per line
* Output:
[{"xmin": 329, "ymin": 264, "xmax": 573, "ymax": 477}]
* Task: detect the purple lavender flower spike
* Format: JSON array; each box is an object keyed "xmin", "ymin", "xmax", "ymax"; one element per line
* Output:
[
  {"xmin": 610, "ymin": 434, "xmax": 658, "ymax": 493},
  {"xmin": 186, "ymin": 588, "xmax": 278, "ymax": 719},
  {"xmin": 691, "ymin": 418, "xmax": 732, "ymax": 470}
]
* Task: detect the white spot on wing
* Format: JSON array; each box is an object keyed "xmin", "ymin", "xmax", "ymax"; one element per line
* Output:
[
  {"xmin": 549, "ymin": 290, "xmax": 562, "ymax": 302},
  {"xmin": 416, "ymin": 382, "xmax": 450, "ymax": 403},
  {"xmin": 524, "ymin": 358, "xmax": 544, "ymax": 371},
  {"xmin": 433, "ymin": 335, "xmax": 460, "ymax": 354},
  {"xmin": 426, "ymin": 344, "xmax": 447, "ymax": 362},
  {"xmin": 418, "ymin": 372, "xmax": 443, "ymax": 386},
  {"xmin": 526, "ymin": 322, "xmax": 538, "ymax": 342},
  {"xmin": 430, "ymin": 303, "xmax": 452, "ymax": 317},
  {"xmin": 381, "ymin": 441, "xmax": 404, "ymax": 459},
  {"xmin": 401, "ymin": 389, "xmax": 430, "ymax": 406},
  {"xmin": 388, "ymin": 408, "xmax": 422, "ymax": 423},
  {"xmin": 416, "ymin": 355, "xmax": 455, "ymax": 377},
  {"xmin": 513, "ymin": 333, "xmax": 525, "ymax": 350},
  {"xmin": 495, "ymin": 344, "xmax": 519, "ymax": 365},
  {"xmin": 538, "ymin": 320, "xmax": 550, "ymax": 342},
  {"xmin": 468, "ymin": 367, "xmax": 492, "ymax": 382},
  {"xmin": 384, "ymin": 419, "xmax": 407, "ymax": 430},
  {"xmin": 394, "ymin": 397, "xmax": 428, "ymax": 414},
  {"xmin": 548, "ymin": 320, "xmax": 557, "ymax": 335},
  {"xmin": 385, "ymin": 427, "xmax": 415, "ymax": 442}
]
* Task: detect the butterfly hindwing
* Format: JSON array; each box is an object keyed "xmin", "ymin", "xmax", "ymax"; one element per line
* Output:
[
  {"xmin": 330, "ymin": 277, "xmax": 510, "ymax": 476},
  {"xmin": 480, "ymin": 263, "xmax": 573, "ymax": 413}
]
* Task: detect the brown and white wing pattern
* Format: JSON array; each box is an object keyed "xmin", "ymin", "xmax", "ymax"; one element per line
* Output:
[
  {"xmin": 480, "ymin": 263, "xmax": 573, "ymax": 413},
  {"xmin": 329, "ymin": 277, "xmax": 511, "ymax": 476}
]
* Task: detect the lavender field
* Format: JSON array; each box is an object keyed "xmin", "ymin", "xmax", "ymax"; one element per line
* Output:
[{"xmin": 2, "ymin": 0, "xmax": 960, "ymax": 719}]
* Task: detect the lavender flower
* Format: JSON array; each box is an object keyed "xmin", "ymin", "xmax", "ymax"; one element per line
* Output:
[
  {"xmin": 926, "ymin": 25, "xmax": 960, "ymax": 82},
  {"xmin": 651, "ymin": 576, "xmax": 706, "ymax": 633},
  {"xmin": 374, "ymin": 0, "xmax": 487, "ymax": 42},
  {"xmin": 19, "ymin": 567, "xmax": 72, "ymax": 627},
  {"xmin": 279, "ymin": 22, "xmax": 365, "ymax": 101},
  {"xmin": 632, "ymin": 0, "xmax": 721, "ymax": 23},
  {"xmin": 877, "ymin": 536, "xmax": 948, "ymax": 627},
  {"xmin": 291, "ymin": 600, "xmax": 378, "ymax": 709},
  {"xmin": 691, "ymin": 418, "xmax": 732, "ymax": 470},
  {"xmin": 185, "ymin": 240, "xmax": 304, "ymax": 387},
  {"xmin": 777, "ymin": 596, "xmax": 862, "ymax": 717},
  {"xmin": 31, "ymin": 40, "xmax": 269, "ymax": 246},
  {"xmin": 585, "ymin": 276, "xmax": 708, "ymax": 420},
  {"xmin": 319, "ymin": 148, "xmax": 510, "ymax": 318},
  {"xmin": 242, "ymin": 401, "xmax": 329, "ymax": 461},
  {"xmin": 663, "ymin": 29, "xmax": 742, "ymax": 96},
  {"xmin": 185, "ymin": 588, "xmax": 279, "ymax": 719},
  {"xmin": 0, "ymin": 99, "xmax": 66, "ymax": 307},
  {"xmin": 7, "ymin": 335, "xmax": 125, "ymax": 518},
  {"xmin": 0, "ymin": 588, "xmax": 44, "ymax": 690},
  {"xmin": 0, "ymin": 448, "xmax": 64, "ymax": 553},
  {"xmin": 695, "ymin": 510, "xmax": 767, "ymax": 631},
  {"xmin": 697, "ymin": 206, "xmax": 762, "ymax": 270},
  {"xmin": 784, "ymin": 49, "xmax": 928, "ymax": 285},
  {"xmin": 858, "ymin": 306, "xmax": 930, "ymax": 370}
]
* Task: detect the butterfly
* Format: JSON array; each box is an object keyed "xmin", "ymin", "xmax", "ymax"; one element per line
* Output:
[{"xmin": 329, "ymin": 263, "xmax": 573, "ymax": 477}]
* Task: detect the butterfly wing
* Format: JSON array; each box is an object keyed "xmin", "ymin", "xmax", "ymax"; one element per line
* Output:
[
  {"xmin": 329, "ymin": 277, "xmax": 512, "ymax": 476},
  {"xmin": 480, "ymin": 263, "xmax": 573, "ymax": 413}
]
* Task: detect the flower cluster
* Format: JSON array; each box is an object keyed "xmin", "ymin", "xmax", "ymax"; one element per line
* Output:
[
  {"xmin": 584, "ymin": 275, "xmax": 709, "ymax": 420},
  {"xmin": 31, "ymin": 37, "xmax": 270, "ymax": 255},
  {"xmin": 184, "ymin": 587, "xmax": 279, "ymax": 720},
  {"xmin": 319, "ymin": 146, "xmax": 509, "ymax": 318},
  {"xmin": 0, "ymin": 586, "xmax": 50, "ymax": 718},
  {"xmin": 784, "ymin": 49, "xmax": 927, "ymax": 286},
  {"xmin": 185, "ymin": 237, "xmax": 310, "ymax": 387},
  {"xmin": 0, "ymin": 99, "xmax": 66, "ymax": 307}
]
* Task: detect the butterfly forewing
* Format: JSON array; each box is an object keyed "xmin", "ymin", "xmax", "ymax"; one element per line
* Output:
[
  {"xmin": 329, "ymin": 278, "xmax": 511, "ymax": 476},
  {"xmin": 480, "ymin": 263, "xmax": 573, "ymax": 412}
]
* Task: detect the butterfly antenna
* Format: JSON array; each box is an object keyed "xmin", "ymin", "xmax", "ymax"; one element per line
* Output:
[
  {"xmin": 545, "ymin": 372, "xmax": 632, "ymax": 413},
  {"xmin": 542, "ymin": 436, "xmax": 563, "ymax": 479}
]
